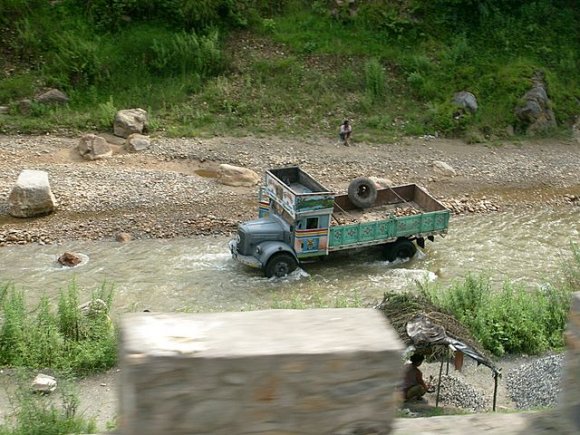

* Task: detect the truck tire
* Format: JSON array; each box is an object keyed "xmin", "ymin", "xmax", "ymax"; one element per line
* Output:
[
  {"xmin": 265, "ymin": 253, "xmax": 298, "ymax": 278},
  {"xmin": 348, "ymin": 177, "xmax": 378, "ymax": 209},
  {"xmin": 384, "ymin": 239, "xmax": 417, "ymax": 262}
]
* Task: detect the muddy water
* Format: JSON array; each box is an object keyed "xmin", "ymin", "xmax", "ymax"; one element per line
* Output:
[{"xmin": 0, "ymin": 207, "xmax": 577, "ymax": 314}]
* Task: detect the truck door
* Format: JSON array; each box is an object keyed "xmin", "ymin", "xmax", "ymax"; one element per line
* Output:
[{"xmin": 294, "ymin": 215, "xmax": 330, "ymax": 258}]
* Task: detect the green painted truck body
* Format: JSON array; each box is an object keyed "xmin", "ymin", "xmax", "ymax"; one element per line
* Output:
[{"xmin": 229, "ymin": 166, "xmax": 450, "ymax": 277}]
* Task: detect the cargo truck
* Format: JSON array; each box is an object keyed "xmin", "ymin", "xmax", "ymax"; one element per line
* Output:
[{"xmin": 229, "ymin": 167, "xmax": 450, "ymax": 278}]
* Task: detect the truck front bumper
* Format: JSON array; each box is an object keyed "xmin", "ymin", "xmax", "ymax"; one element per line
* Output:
[{"xmin": 229, "ymin": 239, "xmax": 262, "ymax": 269}]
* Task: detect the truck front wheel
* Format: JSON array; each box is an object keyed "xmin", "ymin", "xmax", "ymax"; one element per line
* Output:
[
  {"xmin": 265, "ymin": 253, "xmax": 298, "ymax": 278},
  {"xmin": 384, "ymin": 239, "xmax": 417, "ymax": 262}
]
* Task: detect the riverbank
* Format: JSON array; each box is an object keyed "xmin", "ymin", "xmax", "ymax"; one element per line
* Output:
[{"xmin": 0, "ymin": 134, "xmax": 579, "ymax": 246}]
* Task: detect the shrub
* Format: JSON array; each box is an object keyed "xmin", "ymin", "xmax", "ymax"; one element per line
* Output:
[
  {"xmin": 0, "ymin": 281, "xmax": 117, "ymax": 375},
  {"xmin": 422, "ymin": 269, "xmax": 574, "ymax": 356},
  {"xmin": 364, "ymin": 58, "xmax": 386, "ymax": 101}
]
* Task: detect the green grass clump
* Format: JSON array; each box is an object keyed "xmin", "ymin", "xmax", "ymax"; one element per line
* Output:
[
  {"xmin": 0, "ymin": 281, "xmax": 117, "ymax": 375},
  {"xmin": 420, "ymin": 243, "xmax": 578, "ymax": 356},
  {"xmin": 0, "ymin": 373, "xmax": 96, "ymax": 435}
]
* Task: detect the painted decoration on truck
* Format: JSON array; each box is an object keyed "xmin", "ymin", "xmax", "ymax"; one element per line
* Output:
[
  {"xmin": 294, "ymin": 228, "xmax": 329, "ymax": 256},
  {"xmin": 264, "ymin": 173, "xmax": 335, "ymax": 218},
  {"xmin": 295, "ymin": 196, "xmax": 335, "ymax": 214},
  {"xmin": 293, "ymin": 215, "xmax": 330, "ymax": 257},
  {"xmin": 265, "ymin": 173, "xmax": 297, "ymax": 217},
  {"xmin": 258, "ymin": 186, "xmax": 270, "ymax": 218}
]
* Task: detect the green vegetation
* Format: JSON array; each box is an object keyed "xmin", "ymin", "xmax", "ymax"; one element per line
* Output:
[
  {"xmin": 0, "ymin": 373, "xmax": 96, "ymax": 435},
  {"xmin": 419, "ymin": 243, "xmax": 579, "ymax": 356},
  {"xmin": 0, "ymin": 0, "xmax": 577, "ymax": 140},
  {"xmin": 0, "ymin": 281, "xmax": 117, "ymax": 375}
]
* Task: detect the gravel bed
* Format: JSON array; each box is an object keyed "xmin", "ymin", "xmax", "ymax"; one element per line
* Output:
[
  {"xmin": 435, "ymin": 374, "xmax": 489, "ymax": 411},
  {"xmin": 0, "ymin": 134, "xmax": 578, "ymax": 246},
  {"xmin": 506, "ymin": 354, "xmax": 565, "ymax": 409}
]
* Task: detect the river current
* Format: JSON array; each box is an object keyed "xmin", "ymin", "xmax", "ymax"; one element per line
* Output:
[{"xmin": 0, "ymin": 207, "xmax": 577, "ymax": 314}]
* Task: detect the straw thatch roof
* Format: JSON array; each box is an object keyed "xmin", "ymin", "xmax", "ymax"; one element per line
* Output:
[{"xmin": 376, "ymin": 291, "xmax": 490, "ymax": 361}]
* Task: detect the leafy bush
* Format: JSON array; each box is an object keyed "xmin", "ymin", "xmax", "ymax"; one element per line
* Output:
[
  {"xmin": 0, "ymin": 281, "xmax": 117, "ymax": 375},
  {"xmin": 364, "ymin": 58, "xmax": 386, "ymax": 101},
  {"xmin": 422, "ymin": 268, "xmax": 575, "ymax": 356}
]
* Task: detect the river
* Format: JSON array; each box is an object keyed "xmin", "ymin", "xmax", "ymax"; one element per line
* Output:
[{"xmin": 0, "ymin": 207, "xmax": 577, "ymax": 314}]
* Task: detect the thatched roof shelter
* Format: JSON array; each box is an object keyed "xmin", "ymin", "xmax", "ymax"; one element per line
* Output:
[{"xmin": 376, "ymin": 291, "xmax": 497, "ymax": 372}]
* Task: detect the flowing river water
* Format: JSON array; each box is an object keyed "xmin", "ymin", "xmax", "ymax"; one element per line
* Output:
[{"xmin": 0, "ymin": 207, "xmax": 577, "ymax": 315}]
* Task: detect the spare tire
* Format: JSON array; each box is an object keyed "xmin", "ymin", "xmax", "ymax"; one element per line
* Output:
[{"xmin": 348, "ymin": 177, "xmax": 378, "ymax": 208}]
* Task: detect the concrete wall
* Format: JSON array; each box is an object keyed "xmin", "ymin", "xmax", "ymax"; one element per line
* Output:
[
  {"xmin": 561, "ymin": 291, "xmax": 580, "ymax": 433},
  {"xmin": 118, "ymin": 309, "xmax": 404, "ymax": 435}
]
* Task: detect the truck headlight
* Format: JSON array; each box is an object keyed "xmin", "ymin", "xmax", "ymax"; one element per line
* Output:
[{"xmin": 256, "ymin": 246, "xmax": 262, "ymax": 255}]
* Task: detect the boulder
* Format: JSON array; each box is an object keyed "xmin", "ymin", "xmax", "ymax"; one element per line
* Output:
[
  {"xmin": 114, "ymin": 108, "xmax": 148, "ymax": 138},
  {"xmin": 116, "ymin": 232, "xmax": 132, "ymax": 242},
  {"xmin": 125, "ymin": 133, "xmax": 151, "ymax": 152},
  {"xmin": 515, "ymin": 71, "xmax": 557, "ymax": 134},
  {"xmin": 32, "ymin": 373, "xmax": 57, "ymax": 393},
  {"xmin": 58, "ymin": 252, "xmax": 82, "ymax": 267},
  {"xmin": 35, "ymin": 88, "xmax": 69, "ymax": 105},
  {"xmin": 217, "ymin": 164, "xmax": 260, "ymax": 187},
  {"xmin": 453, "ymin": 91, "xmax": 478, "ymax": 113},
  {"xmin": 78, "ymin": 134, "xmax": 113, "ymax": 160},
  {"xmin": 432, "ymin": 161, "xmax": 457, "ymax": 177},
  {"xmin": 369, "ymin": 176, "xmax": 394, "ymax": 189},
  {"xmin": 8, "ymin": 170, "xmax": 57, "ymax": 218}
]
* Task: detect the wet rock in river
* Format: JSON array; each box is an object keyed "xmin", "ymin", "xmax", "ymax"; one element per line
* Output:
[{"xmin": 58, "ymin": 251, "xmax": 83, "ymax": 267}]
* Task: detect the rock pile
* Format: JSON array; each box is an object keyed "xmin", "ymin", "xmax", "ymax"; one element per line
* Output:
[
  {"xmin": 506, "ymin": 354, "xmax": 564, "ymax": 409},
  {"xmin": 442, "ymin": 197, "xmax": 500, "ymax": 215},
  {"xmin": 436, "ymin": 374, "xmax": 489, "ymax": 412}
]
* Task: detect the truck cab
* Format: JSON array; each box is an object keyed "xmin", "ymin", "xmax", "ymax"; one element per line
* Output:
[{"xmin": 229, "ymin": 167, "xmax": 335, "ymax": 277}]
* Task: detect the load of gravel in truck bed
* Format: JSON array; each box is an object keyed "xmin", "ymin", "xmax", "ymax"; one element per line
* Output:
[{"xmin": 331, "ymin": 201, "xmax": 423, "ymax": 226}]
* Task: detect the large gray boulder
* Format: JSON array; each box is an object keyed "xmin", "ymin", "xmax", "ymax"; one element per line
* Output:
[
  {"xmin": 515, "ymin": 71, "xmax": 557, "ymax": 134},
  {"xmin": 453, "ymin": 91, "xmax": 478, "ymax": 113},
  {"xmin": 125, "ymin": 133, "xmax": 151, "ymax": 152},
  {"xmin": 34, "ymin": 88, "xmax": 69, "ymax": 105},
  {"xmin": 432, "ymin": 161, "xmax": 457, "ymax": 177},
  {"xmin": 114, "ymin": 108, "xmax": 148, "ymax": 138},
  {"xmin": 78, "ymin": 134, "xmax": 113, "ymax": 160},
  {"xmin": 8, "ymin": 170, "xmax": 57, "ymax": 218},
  {"xmin": 217, "ymin": 164, "xmax": 260, "ymax": 187}
]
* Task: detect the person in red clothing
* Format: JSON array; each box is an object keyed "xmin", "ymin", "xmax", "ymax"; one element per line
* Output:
[{"xmin": 401, "ymin": 353, "xmax": 433, "ymax": 402}]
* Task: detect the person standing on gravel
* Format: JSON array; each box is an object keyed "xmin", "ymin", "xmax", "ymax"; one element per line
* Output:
[
  {"xmin": 339, "ymin": 119, "xmax": 352, "ymax": 146},
  {"xmin": 401, "ymin": 354, "xmax": 433, "ymax": 402}
]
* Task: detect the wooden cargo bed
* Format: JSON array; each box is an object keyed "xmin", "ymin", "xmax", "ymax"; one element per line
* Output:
[{"xmin": 331, "ymin": 184, "xmax": 446, "ymax": 226}]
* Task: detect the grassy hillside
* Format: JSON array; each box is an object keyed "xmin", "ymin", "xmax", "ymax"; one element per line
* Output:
[{"xmin": 0, "ymin": 0, "xmax": 577, "ymax": 142}]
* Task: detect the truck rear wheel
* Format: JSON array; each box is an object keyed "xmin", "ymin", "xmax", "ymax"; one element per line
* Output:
[
  {"xmin": 348, "ymin": 177, "xmax": 378, "ymax": 209},
  {"xmin": 384, "ymin": 239, "xmax": 417, "ymax": 262},
  {"xmin": 265, "ymin": 253, "xmax": 298, "ymax": 278}
]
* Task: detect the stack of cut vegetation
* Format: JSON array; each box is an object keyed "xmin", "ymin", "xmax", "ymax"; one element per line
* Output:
[{"xmin": 376, "ymin": 291, "xmax": 488, "ymax": 360}]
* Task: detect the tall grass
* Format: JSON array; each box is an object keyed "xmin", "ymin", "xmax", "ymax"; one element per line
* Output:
[
  {"xmin": 0, "ymin": 372, "xmax": 96, "ymax": 435},
  {"xmin": 0, "ymin": 281, "xmax": 117, "ymax": 375},
  {"xmin": 0, "ymin": 0, "xmax": 577, "ymax": 139},
  {"xmin": 420, "ymin": 243, "xmax": 578, "ymax": 356}
]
